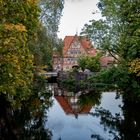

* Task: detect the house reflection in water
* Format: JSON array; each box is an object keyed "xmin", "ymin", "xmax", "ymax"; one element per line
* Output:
[{"xmin": 53, "ymin": 84, "xmax": 93, "ymax": 118}]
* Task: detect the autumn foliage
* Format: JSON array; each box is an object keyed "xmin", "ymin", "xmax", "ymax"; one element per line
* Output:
[
  {"xmin": 129, "ymin": 58, "xmax": 140, "ymax": 76},
  {"xmin": 0, "ymin": 0, "xmax": 40, "ymax": 105}
]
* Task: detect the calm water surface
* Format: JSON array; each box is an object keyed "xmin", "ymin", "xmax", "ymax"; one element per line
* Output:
[
  {"xmin": 1, "ymin": 82, "xmax": 140, "ymax": 140},
  {"xmin": 45, "ymin": 84, "xmax": 123, "ymax": 140}
]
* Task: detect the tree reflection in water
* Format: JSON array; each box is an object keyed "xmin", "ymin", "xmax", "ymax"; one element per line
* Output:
[
  {"xmin": 92, "ymin": 95, "xmax": 140, "ymax": 140},
  {"xmin": 53, "ymin": 83, "xmax": 102, "ymax": 119},
  {"xmin": 1, "ymin": 79, "xmax": 140, "ymax": 140},
  {"xmin": 0, "ymin": 77, "xmax": 53, "ymax": 140},
  {"xmin": 78, "ymin": 90, "xmax": 102, "ymax": 107},
  {"xmin": 54, "ymin": 83, "xmax": 140, "ymax": 140}
]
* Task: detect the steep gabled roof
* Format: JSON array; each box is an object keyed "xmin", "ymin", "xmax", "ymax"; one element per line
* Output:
[
  {"xmin": 55, "ymin": 96, "xmax": 73, "ymax": 114},
  {"xmin": 80, "ymin": 37, "xmax": 91, "ymax": 50},
  {"xmin": 63, "ymin": 36, "xmax": 75, "ymax": 54},
  {"xmin": 54, "ymin": 95, "xmax": 92, "ymax": 115},
  {"xmin": 63, "ymin": 35, "xmax": 92, "ymax": 55}
]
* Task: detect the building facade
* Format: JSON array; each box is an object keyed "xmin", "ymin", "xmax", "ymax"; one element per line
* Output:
[
  {"xmin": 53, "ymin": 35, "xmax": 114, "ymax": 71},
  {"xmin": 53, "ymin": 35, "xmax": 96, "ymax": 71}
]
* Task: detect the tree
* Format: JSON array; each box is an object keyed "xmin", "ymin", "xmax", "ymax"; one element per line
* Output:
[
  {"xmin": 28, "ymin": 0, "xmax": 64, "ymax": 68},
  {"xmin": 129, "ymin": 58, "xmax": 140, "ymax": 77},
  {"xmin": 39, "ymin": 0, "xmax": 64, "ymax": 39},
  {"xmin": 29, "ymin": 25, "xmax": 53, "ymax": 68},
  {"xmin": 78, "ymin": 53, "xmax": 102, "ymax": 72},
  {"xmin": 0, "ymin": 0, "xmax": 40, "ymax": 105},
  {"xmin": 80, "ymin": 0, "xmax": 140, "ymax": 101},
  {"xmin": 81, "ymin": 0, "xmax": 140, "ymax": 62}
]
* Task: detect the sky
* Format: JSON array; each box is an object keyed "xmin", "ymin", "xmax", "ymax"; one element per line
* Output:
[{"xmin": 57, "ymin": 0, "xmax": 102, "ymax": 39}]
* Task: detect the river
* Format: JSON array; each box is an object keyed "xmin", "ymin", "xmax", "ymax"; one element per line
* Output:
[
  {"xmin": 0, "ymin": 82, "xmax": 140, "ymax": 140},
  {"xmin": 44, "ymin": 83, "xmax": 122, "ymax": 140}
]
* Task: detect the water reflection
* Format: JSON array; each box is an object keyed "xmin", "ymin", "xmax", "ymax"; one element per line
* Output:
[
  {"xmin": 53, "ymin": 83, "xmax": 102, "ymax": 119},
  {"xmin": 94, "ymin": 99, "xmax": 140, "ymax": 140},
  {"xmin": 1, "ymin": 81, "xmax": 140, "ymax": 140},
  {"xmin": 0, "ymin": 77, "xmax": 53, "ymax": 140},
  {"xmin": 46, "ymin": 84, "xmax": 140, "ymax": 140},
  {"xmin": 45, "ymin": 84, "xmax": 121, "ymax": 140}
]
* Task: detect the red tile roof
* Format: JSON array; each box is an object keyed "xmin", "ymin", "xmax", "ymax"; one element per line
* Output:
[
  {"xmin": 80, "ymin": 105, "xmax": 92, "ymax": 113},
  {"xmin": 63, "ymin": 35, "xmax": 92, "ymax": 55},
  {"xmin": 54, "ymin": 95, "xmax": 92, "ymax": 115},
  {"xmin": 63, "ymin": 36, "xmax": 74, "ymax": 54},
  {"xmin": 55, "ymin": 96, "xmax": 73, "ymax": 114},
  {"xmin": 80, "ymin": 37, "xmax": 91, "ymax": 50}
]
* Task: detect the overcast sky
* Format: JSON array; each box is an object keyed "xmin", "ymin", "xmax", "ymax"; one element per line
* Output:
[{"xmin": 57, "ymin": 0, "xmax": 102, "ymax": 39}]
